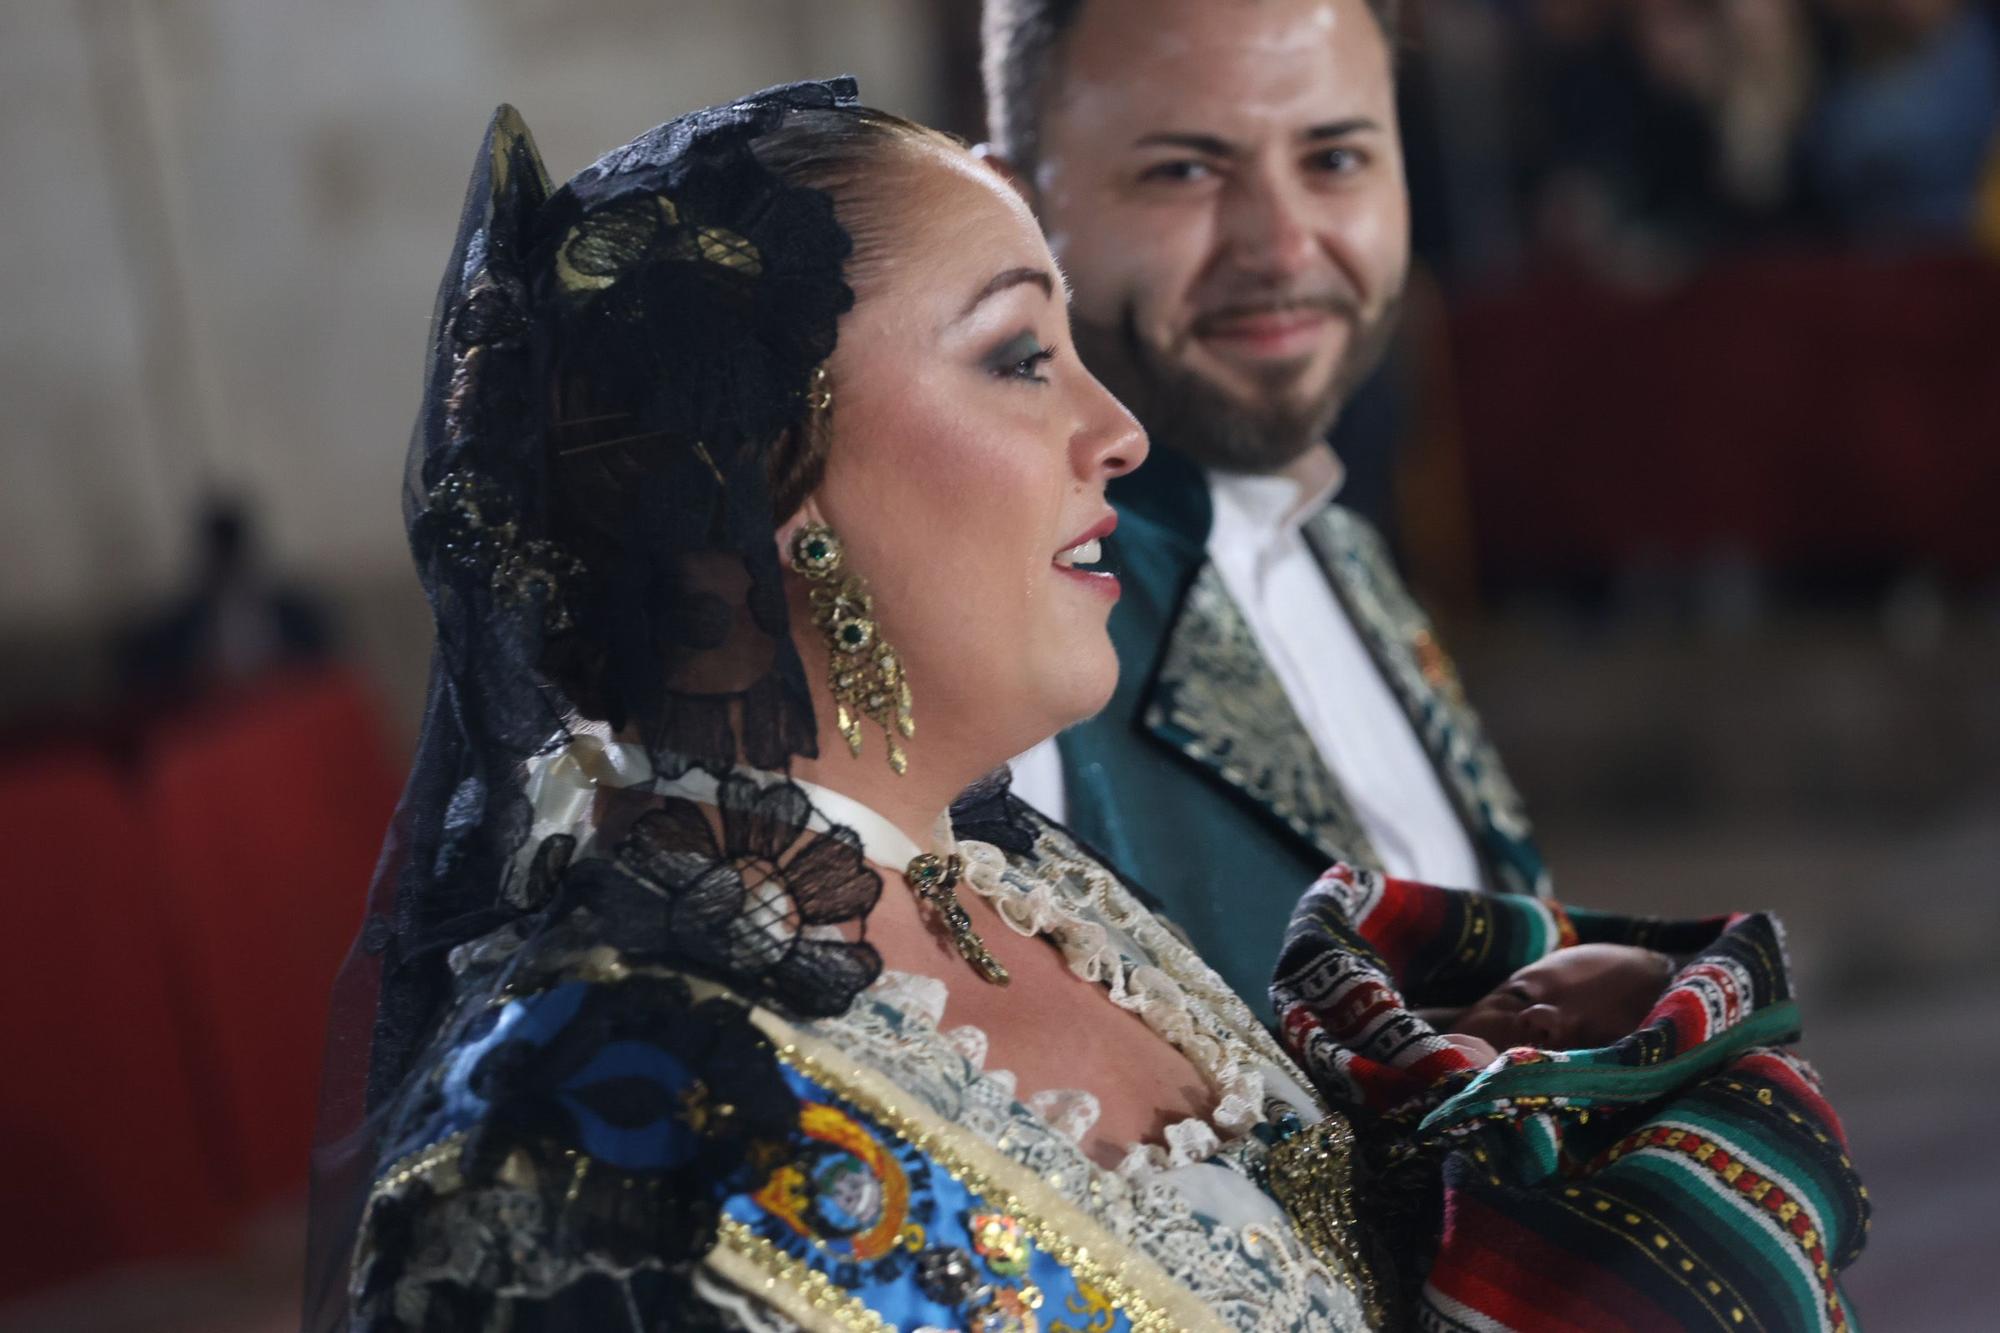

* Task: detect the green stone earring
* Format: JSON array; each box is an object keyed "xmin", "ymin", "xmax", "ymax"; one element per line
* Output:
[{"xmin": 790, "ymin": 522, "xmax": 914, "ymax": 774}]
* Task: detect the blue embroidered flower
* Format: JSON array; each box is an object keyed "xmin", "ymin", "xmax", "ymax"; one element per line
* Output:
[{"xmin": 442, "ymin": 974, "xmax": 796, "ymax": 1265}]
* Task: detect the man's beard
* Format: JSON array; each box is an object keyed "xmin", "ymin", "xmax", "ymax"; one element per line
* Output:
[{"xmin": 1072, "ymin": 293, "xmax": 1402, "ymax": 476}]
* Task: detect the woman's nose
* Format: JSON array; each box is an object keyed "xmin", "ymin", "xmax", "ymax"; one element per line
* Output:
[{"xmin": 1075, "ymin": 375, "xmax": 1149, "ymax": 481}]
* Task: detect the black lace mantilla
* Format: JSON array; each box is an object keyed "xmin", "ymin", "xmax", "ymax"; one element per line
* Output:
[
  {"xmin": 561, "ymin": 776, "xmax": 886, "ymax": 1015},
  {"xmin": 336, "ymin": 746, "xmax": 1091, "ymax": 1332},
  {"xmin": 309, "ymin": 80, "xmax": 874, "ymax": 1333},
  {"xmin": 352, "ymin": 970, "xmax": 798, "ymax": 1330},
  {"xmin": 368, "ymin": 78, "xmax": 861, "ymax": 1113},
  {"xmin": 347, "ymin": 766, "xmax": 902, "ymax": 1329}
]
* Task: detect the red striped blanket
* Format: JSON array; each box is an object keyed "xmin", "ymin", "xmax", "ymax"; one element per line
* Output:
[{"xmin": 1272, "ymin": 865, "xmax": 1869, "ymax": 1332}]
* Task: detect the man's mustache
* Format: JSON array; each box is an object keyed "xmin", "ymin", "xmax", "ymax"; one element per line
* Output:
[{"xmin": 1191, "ymin": 291, "xmax": 1360, "ymax": 335}]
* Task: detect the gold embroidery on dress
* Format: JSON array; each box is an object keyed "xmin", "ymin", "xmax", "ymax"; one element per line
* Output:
[
  {"xmin": 362, "ymin": 894, "xmax": 1384, "ymax": 1330},
  {"xmin": 1265, "ymin": 1114, "xmax": 1389, "ymax": 1328},
  {"xmin": 708, "ymin": 1219, "xmax": 896, "ymax": 1333},
  {"xmin": 1047, "ymin": 1279, "xmax": 1118, "ymax": 1333},
  {"xmin": 1145, "ymin": 563, "xmax": 1380, "ymax": 868},
  {"xmin": 369, "ymin": 1129, "xmax": 469, "ymax": 1197},
  {"xmin": 742, "ymin": 1020, "xmax": 1241, "ymax": 1333}
]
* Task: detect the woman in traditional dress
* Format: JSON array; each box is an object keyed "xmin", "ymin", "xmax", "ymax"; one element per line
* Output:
[{"xmin": 307, "ymin": 79, "xmax": 1383, "ymax": 1332}]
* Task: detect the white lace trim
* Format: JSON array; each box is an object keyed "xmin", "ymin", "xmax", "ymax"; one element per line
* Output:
[
  {"xmin": 511, "ymin": 736, "xmax": 1367, "ymax": 1327},
  {"xmin": 885, "ymin": 831, "xmax": 1280, "ymax": 1176},
  {"xmin": 818, "ymin": 823, "xmax": 1372, "ymax": 1330},
  {"xmin": 835, "ymin": 964, "xmax": 1372, "ymax": 1331}
]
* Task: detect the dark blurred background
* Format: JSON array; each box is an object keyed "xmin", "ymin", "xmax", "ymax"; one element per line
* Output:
[{"xmin": 2, "ymin": 1, "xmax": 1994, "ymax": 1328}]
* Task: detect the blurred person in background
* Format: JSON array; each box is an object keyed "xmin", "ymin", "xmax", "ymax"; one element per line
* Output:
[
  {"xmin": 115, "ymin": 495, "xmax": 334, "ymax": 703},
  {"xmin": 1799, "ymin": 0, "xmax": 2000, "ymax": 242},
  {"xmin": 985, "ymin": 0, "xmax": 1554, "ymax": 1014},
  {"xmin": 1496, "ymin": 0, "xmax": 2000, "ymax": 273},
  {"xmin": 1512, "ymin": 0, "xmax": 1817, "ymax": 278}
]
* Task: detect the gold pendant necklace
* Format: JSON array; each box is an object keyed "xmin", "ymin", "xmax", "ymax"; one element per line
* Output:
[{"xmin": 904, "ymin": 852, "xmax": 1010, "ymax": 986}]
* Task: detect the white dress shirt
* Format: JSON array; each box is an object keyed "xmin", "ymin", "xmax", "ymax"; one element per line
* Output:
[{"xmin": 1013, "ymin": 451, "xmax": 1486, "ymax": 889}]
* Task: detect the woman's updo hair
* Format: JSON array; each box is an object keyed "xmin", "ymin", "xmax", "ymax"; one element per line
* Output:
[
  {"xmin": 744, "ymin": 106, "xmax": 965, "ymax": 518},
  {"xmin": 543, "ymin": 104, "xmax": 963, "ymax": 723}
]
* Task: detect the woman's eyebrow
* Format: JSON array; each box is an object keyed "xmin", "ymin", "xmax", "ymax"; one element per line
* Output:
[{"xmin": 958, "ymin": 266, "xmax": 1054, "ymax": 320}]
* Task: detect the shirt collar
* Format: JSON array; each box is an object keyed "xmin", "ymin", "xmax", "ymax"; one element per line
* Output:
[{"xmin": 1206, "ymin": 446, "xmax": 1346, "ymax": 552}]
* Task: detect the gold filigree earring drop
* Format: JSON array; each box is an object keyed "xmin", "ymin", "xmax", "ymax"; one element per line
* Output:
[{"xmin": 790, "ymin": 522, "xmax": 914, "ymax": 773}]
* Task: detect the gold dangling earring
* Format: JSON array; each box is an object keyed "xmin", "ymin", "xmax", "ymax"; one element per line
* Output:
[{"xmin": 790, "ymin": 522, "xmax": 915, "ymax": 774}]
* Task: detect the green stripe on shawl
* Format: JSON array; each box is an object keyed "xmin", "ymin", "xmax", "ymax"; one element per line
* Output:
[
  {"xmin": 1663, "ymin": 1102, "xmax": 1849, "ymax": 1245},
  {"xmin": 1422, "ymin": 1001, "xmax": 1802, "ymax": 1135},
  {"xmin": 1617, "ymin": 1152, "xmax": 1828, "ymax": 1328}
]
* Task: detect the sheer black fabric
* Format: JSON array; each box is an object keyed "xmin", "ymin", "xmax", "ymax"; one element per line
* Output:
[
  {"xmin": 572, "ymin": 776, "xmax": 885, "ymax": 1016},
  {"xmin": 306, "ymin": 80, "xmax": 879, "ymax": 1332},
  {"xmin": 349, "ymin": 970, "xmax": 799, "ymax": 1329},
  {"xmin": 337, "ymin": 773, "xmax": 894, "ymax": 1328}
]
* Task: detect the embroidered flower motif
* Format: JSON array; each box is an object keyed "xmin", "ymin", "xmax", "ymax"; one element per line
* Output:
[
  {"xmin": 970, "ymin": 1284, "xmax": 1044, "ymax": 1333},
  {"xmin": 542, "ymin": 148, "xmax": 853, "ymax": 463},
  {"xmin": 418, "ymin": 468, "xmax": 587, "ymax": 633},
  {"xmin": 443, "ymin": 974, "xmax": 798, "ymax": 1264},
  {"xmin": 969, "ymin": 1211, "xmax": 1030, "ymax": 1277},
  {"xmin": 571, "ymin": 775, "xmax": 883, "ymax": 1016},
  {"xmin": 914, "ymin": 1245, "xmax": 989, "ymax": 1308}
]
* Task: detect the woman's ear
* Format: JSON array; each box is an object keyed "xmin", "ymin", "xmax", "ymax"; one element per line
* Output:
[
  {"xmin": 774, "ymin": 496, "xmax": 824, "ymax": 561},
  {"xmin": 768, "ymin": 400, "xmax": 833, "ymax": 532}
]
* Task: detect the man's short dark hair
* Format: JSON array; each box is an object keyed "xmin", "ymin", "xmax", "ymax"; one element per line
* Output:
[{"xmin": 981, "ymin": 0, "xmax": 1402, "ymax": 167}]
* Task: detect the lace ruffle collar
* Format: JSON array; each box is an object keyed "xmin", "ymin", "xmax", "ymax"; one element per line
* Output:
[
  {"xmin": 521, "ymin": 733, "xmax": 1285, "ymax": 1175},
  {"xmin": 950, "ymin": 837, "xmax": 1276, "ymax": 1175}
]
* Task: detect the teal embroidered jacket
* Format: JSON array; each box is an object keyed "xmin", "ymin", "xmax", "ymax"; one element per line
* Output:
[{"xmin": 1053, "ymin": 450, "xmax": 1551, "ymax": 1014}]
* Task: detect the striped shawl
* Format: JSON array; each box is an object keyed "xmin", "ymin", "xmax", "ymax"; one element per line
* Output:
[{"xmin": 1272, "ymin": 866, "xmax": 1869, "ymax": 1332}]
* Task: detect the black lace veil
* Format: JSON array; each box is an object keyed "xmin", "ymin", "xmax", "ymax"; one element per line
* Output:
[{"xmin": 305, "ymin": 79, "xmax": 893, "ymax": 1330}]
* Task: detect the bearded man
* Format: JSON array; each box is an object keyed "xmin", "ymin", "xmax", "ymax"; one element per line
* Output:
[{"xmin": 989, "ymin": 0, "xmax": 1552, "ymax": 1010}]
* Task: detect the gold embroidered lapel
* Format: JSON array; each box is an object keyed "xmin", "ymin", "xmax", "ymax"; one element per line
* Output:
[
  {"xmin": 1303, "ymin": 507, "xmax": 1546, "ymax": 894},
  {"xmin": 1141, "ymin": 562, "xmax": 1381, "ymax": 869}
]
